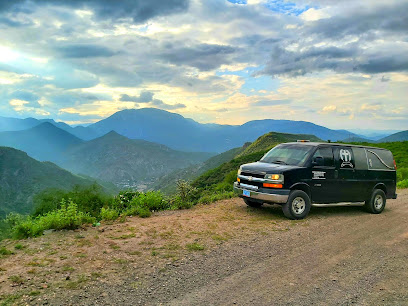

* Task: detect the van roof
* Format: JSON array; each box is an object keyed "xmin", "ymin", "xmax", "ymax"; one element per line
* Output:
[{"xmin": 283, "ymin": 142, "xmax": 391, "ymax": 151}]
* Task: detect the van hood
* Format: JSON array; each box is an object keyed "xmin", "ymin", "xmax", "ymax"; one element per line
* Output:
[{"xmin": 241, "ymin": 161, "xmax": 301, "ymax": 174}]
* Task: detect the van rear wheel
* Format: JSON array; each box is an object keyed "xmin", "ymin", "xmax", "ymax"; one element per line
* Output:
[
  {"xmin": 282, "ymin": 190, "xmax": 311, "ymax": 220},
  {"xmin": 364, "ymin": 189, "xmax": 386, "ymax": 214},
  {"xmin": 244, "ymin": 199, "xmax": 263, "ymax": 208}
]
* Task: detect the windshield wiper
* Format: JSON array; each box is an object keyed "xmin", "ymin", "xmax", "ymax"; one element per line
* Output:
[{"xmin": 273, "ymin": 160, "xmax": 287, "ymax": 165}]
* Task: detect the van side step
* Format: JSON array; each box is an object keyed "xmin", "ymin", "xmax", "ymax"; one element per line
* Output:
[{"xmin": 312, "ymin": 202, "xmax": 365, "ymax": 207}]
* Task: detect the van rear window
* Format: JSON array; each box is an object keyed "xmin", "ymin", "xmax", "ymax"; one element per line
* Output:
[{"xmin": 366, "ymin": 149, "xmax": 394, "ymax": 170}]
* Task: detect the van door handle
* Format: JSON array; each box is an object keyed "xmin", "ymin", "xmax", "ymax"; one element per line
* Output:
[{"xmin": 334, "ymin": 170, "xmax": 338, "ymax": 179}]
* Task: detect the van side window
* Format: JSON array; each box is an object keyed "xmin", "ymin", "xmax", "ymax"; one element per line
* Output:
[
  {"xmin": 352, "ymin": 147, "xmax": 368, "ymax": 170},
  {"xmin": 366, "ymin": 149, "xmax": 394, "ymax": 170},
  {"xmin": 312, "ymin": 147, "xmax": 334, "ymax": 167},
  {"xmin": 338, "ymin": 147, "xmax": 354, "ymax": 169}
]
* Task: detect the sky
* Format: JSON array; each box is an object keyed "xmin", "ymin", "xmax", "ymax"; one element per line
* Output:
[{"xmin": 0, "ymin": 0, "xmax": 407, "ymax": 130}]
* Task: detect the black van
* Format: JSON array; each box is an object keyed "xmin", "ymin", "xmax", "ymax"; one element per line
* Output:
[{"xmin": 233, "ymin": 142, "xmax": 397, "ymax": 219}]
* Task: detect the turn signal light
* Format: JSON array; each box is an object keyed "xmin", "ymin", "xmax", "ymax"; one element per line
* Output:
[
  {"xmin": 263, "ymin": 183, "xmax": 282, "ymax": 188},
  {"xmin": 237, "ymin": 178, "xmax": 240, "ymax": 182}
]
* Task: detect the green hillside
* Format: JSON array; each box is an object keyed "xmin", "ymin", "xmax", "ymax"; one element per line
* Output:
[
  {"xmin": 0, "ymin": 146, "xmax": 113, "ymax": 218},
  {"xmin": 237, "ymin": 132, "xmax": 321, "ymax": 157}
]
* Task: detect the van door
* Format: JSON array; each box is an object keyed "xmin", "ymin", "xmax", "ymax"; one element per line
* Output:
[
  {"xmin": 310, "ymin": 146, "xmax": 337, "ymax": 203},
  {"xmin": 333, "ymin": 146, "xmax": 357, "ymax": 202}
]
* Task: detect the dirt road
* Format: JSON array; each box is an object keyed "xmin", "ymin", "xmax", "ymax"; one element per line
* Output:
[{"xmin": 1, "ymin": 190, "xmax": 407, "ymax": 305}]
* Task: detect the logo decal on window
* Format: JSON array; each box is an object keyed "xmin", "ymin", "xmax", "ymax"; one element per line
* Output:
[{"xmin": 340, "ymin": 149, "xmax": 354, "ymax": 168}]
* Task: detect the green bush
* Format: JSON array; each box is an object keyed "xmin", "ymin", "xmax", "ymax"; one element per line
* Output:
[
  {"xmin": 170, "ymin": 196, "xmax": 194, "ymax": 210},
  {"xmin": 12, "ymin": 199, "xmax": 95, "ymax": 239},
  {"xmin": 111, "ymin": 191, "xmax": 140, "ymax": 212},
  {"xmin": 397, "ymin": 179, "xmax": 408, "ymax": 189},
  {"xmin": 33, "ymin": 185, "xmax": 112, "ymax": 218},
  {"xmin": 100, "ymin": 208, "xmax": 119, "ymax": 221},
  {"xmin": 130, "ymin": 191, "xmax": 169, "ymax": 211},
  {"xmin": 397, "ymin": 168, "xmax": 408, "ymax": 182}
]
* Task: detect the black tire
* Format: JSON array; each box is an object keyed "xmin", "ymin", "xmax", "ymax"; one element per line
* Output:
[
  {"xmin": 244, "ymin": 198, "xmax": 263, "ymax": 208},
  {"xmin": 364, "ymin": 189, "xmax": 386, "ymax": 214},
  {"xmin": 282, "ymin": 190, "xmax": 311, "ymax": 220}
]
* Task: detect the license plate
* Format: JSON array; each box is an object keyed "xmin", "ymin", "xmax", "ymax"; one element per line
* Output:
[{"xmin": 243, "ymin": 190, "xmax": 250, "ymax": 197}]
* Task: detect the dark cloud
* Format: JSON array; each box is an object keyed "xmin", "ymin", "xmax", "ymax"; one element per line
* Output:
[
  {"xmin": 0, "ymin": 16, "xmax": 33, "ymax": 27},
  {"xmin": 306, "ymin": 2, "xmax": 408, "ymax": 39},
  {"xmin": 11, "ymin": 90, "xmax": 39, "ymax": 102},
  {"xmin": 120, "ymin": 91, "xmax": 154, "ymax": 102},
  {"xmin": 56, "ymin": 44, "xmax": 117, "ymax": 58},
  {"xmin": 0, "ymin": 0, "xmax": 189, "ymax": 23},
  {"xmin": 158, "ymin": 43, "xmax": 237, "ymax": 71},
  {"xmin": 150, "ymin": 99, "xmax": 186, "ymax": 110}
]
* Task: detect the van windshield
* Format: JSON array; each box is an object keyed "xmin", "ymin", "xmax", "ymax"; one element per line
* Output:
[{"xmin": 260, "ymin": 144, "xmax": 314, "ymax": 166}]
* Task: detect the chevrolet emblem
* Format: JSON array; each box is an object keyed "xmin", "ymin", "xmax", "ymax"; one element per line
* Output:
[{"xmin": 248, "ymin": 176, "xmax": 253, "ymax": 181}]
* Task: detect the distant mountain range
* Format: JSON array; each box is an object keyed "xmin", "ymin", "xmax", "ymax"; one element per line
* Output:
[
  {"xmin": 378, "ymin": 130, "xmax": 408, "ymax": 142},
  {"xmin": 0, "ymin": 147, "xmax": 111, "ymax": 218},
  {"xmin": 1, "ymin": 108, "xmax": 387, "ymax": 153},
  {"xmin": 85, "ymin": 109, "xmax": 358, "ymax": 152}
]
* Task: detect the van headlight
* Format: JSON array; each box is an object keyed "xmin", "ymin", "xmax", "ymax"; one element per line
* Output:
[
  {"xmin": 237, "ymin": 167, "xmax": 242, "ymax": 176},
  {"xmin": 264, "ymin": 173, "xmax": 284, "ymax": 182}
]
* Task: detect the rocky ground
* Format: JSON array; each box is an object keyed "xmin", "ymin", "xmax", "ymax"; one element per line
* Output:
[{"xmin": 1, "ymin": 190, "xmax": 407, "ymax": 305}]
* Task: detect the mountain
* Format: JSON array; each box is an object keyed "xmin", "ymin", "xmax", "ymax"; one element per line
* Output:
[
  {"xmin": 59, "ymin": 131, "xmax": 214, "ymax": 189},
  {"xmin": 0, "ymin": 122, "xmax": 83, "ymax": 162},
  {"xmin": 0, "ymin": 147, "xmax": 108, "ymax": 218},
  {"xmin": 86, "ymin": 108, "xmax": 358, "ymax": 153},
  {"xmin": 378, "ymin": 130, "xmax": 408, "ymax": 142}
]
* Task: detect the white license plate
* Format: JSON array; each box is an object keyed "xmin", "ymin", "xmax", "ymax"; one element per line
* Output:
[{"xmin": 243, "ymin": 189, "xmax": 250, "ymax": 197}]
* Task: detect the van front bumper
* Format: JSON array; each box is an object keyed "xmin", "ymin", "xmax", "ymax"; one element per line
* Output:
[{"xmin": 233, "ymin": 182, "xmax": 289, "ymax": 204}]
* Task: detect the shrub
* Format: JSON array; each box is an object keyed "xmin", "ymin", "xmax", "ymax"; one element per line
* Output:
[
  {"xmin": 12, "ymin": 199, "xmax": 95, "ymax": 239},
  {"xmin": 397, "ymin": 179, "xmax": 408, "ymax": 189},
  {"xmin": 170, "ymin": 196, "xmax": 194, "ymax": 210},
  {"xmin": 130, "ymin": 191, "xmax": 169, "ymax": 211},
  {"xmin": 33, "ymin": 185, "xmax": 112, "ymax": 218},
  {"xmin": 397, "ymin": 168, "xmax": 408, "ymax": 182},
  {"xmin": 0, "ymin": 247, "xmax": 13, "ymax": 256},
  {"xmin": 100, "ymin": 208, "xmax": 119, "ymax": 221},
  {"xmin": 111, "ymin": 191, "xmax": 140, "ymax": 213}
]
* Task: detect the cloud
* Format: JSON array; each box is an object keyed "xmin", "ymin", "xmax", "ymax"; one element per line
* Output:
[
  {"xmin": 158, "ymin": 43, "xmax": 237, "ymax": 71},
  {"xmin": 150, "ymin": 99, "xmax": 186, "ymax": 110},
  {"xmin": 0, "ymin": 0, "xmax": 190, "ymax": 23},
  {"xmin": 253, "ymin": 99, "xmax": 291, "ymax": 106},
  {"xmin": 120, "ymin": 91, "xmax": 154, "ymax": 102},
  {"xmin": 56, "ymin": 44, "xmax": 117, "ymax": 58}
]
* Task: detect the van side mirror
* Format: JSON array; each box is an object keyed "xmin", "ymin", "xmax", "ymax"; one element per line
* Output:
[{"xmin": 312, "ymin": 156, "xmax": 324, "ymax": 166}]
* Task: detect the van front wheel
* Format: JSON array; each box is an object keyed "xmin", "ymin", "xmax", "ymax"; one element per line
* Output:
[
  {"xmin": 364, "ymin": 189, "xmax": 386, "ymax": 214},
  {"xmin": 282, "ymin": 190, "xmax": 311, "ymax": 220}
]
